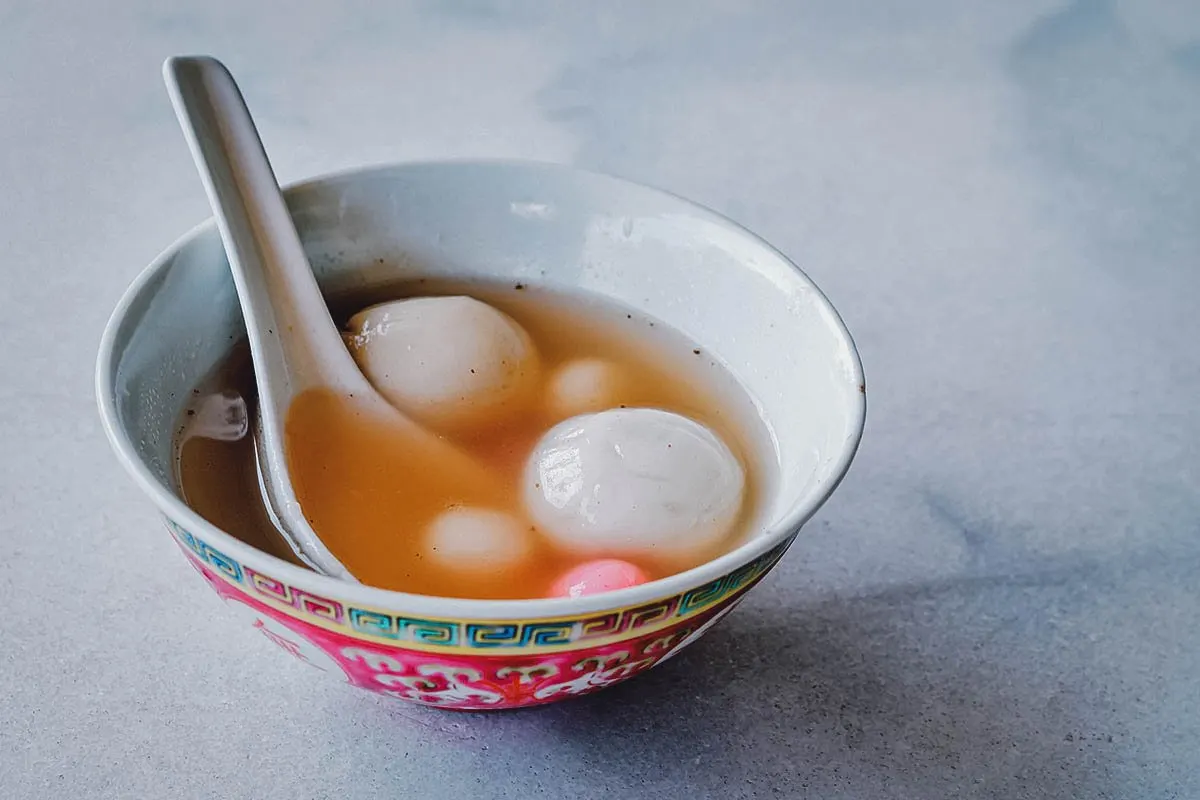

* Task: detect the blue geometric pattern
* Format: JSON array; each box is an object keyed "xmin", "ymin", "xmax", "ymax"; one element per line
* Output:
[
  {"xmin": 465, "ymin": 622, "xmax": 576, "ymax": 648},
  {"xmin": 164, "ymin": 515, "xmax": 792, "ymax": 650}
]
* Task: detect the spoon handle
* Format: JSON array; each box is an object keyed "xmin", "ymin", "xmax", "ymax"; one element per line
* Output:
[
  {"xmin": 163, "ymin": 55, "xmax": 363, "ymax": 403},
  {"xmin": 164, "ymin": 55, "xmax": 358, "ymax": 580}
]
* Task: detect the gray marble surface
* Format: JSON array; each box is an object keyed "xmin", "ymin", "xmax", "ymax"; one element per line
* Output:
[{"xmin": 2, "ymin": 1, "xmax": 1198, "ymax": 797}]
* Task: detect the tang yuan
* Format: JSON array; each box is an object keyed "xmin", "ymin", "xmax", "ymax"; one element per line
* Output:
[
  {"xmin": 422, "ymin": 506, "xmax": 535, "ymax": 576},
  {"xmin": 344, "ymin": 296, "xmax": 540, "ymax": 434},
  {"xmin": 523, "ymin": 408, "xmax": 746, "ymax": 564},
  {"xmin": 548, "ymin": 559, "xmax": 649, "ymax": 599},
  {"xmin": 543, "ymin": 357, "xmax": 627, "ymax": 420}
]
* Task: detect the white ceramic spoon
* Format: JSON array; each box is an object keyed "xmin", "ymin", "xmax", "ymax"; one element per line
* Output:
[{"xmin": 163, "ymin": 55, "xmax": 498, "ymax": 581}]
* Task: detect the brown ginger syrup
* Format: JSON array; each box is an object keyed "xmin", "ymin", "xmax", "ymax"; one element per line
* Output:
[{"xmin": 176, "ymin": 278, "xmax": 774, "ymax": 599}]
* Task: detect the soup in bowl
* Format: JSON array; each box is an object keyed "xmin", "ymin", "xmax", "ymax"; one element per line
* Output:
[{"xmin": 95, "ymin": 160, "xmax": 865, "ymax": 710}]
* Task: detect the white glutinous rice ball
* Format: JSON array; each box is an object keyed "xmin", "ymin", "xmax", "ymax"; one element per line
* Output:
[
  {"xmin": 423, "ymin": 507, "xmax": 534, "ymax": 574},
  {"xmin": 544, "ymin": 358, "xmax": 627, "ymax": 419},
  {"xmin": 345, "ymin": 296, "xmax": 540, "ymax": 433},
  {"xmin": 523, "ymin": 408, "xmax": 745, "ymax": 560}
]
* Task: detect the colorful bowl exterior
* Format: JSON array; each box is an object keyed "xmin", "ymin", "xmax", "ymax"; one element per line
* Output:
[
  {"xmin": 97, "ymin": 160, "xmax": 865, "ymax": 711},
  {"xmin": 170, "ymin": 517, "xmax": 792, "ymax": 709}
]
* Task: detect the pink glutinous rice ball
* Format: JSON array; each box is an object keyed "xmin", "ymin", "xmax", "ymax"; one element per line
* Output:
[{"xmin": 549, "ymin": 559, "xmax": 649, "ymax": 598}]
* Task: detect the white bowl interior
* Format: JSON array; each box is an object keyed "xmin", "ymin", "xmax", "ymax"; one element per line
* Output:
[{"xmin": 103, "ymin": 160, "xmax": 863, "ymax": 602}]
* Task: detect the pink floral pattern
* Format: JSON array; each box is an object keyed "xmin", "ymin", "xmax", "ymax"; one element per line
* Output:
[{"xmin": 188, "ymin": 555, "xmax": 745, "ymax": 710}]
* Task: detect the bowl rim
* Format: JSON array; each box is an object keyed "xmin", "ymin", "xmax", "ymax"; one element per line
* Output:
[{"xmin": 95, "ymin": 157, "xmax": 865, "ymax": 621}]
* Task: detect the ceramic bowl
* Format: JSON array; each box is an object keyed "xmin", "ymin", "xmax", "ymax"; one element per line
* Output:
[{"xmin": 96, "ymin": 160, "xmax": 865, "ymax": 710}]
